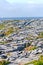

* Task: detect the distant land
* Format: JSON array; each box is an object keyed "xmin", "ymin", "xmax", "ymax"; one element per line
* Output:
[{"xmin": 0, "ymin": 17, "xmax": 43, "ymax": 20}]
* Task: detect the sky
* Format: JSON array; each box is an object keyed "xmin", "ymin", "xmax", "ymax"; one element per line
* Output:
[{"xmin": 0, "ymin": 0, "xmax": 43, "ymax": 17}]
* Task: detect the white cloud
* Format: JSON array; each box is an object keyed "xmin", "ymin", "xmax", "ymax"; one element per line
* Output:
[{"xmin": 0, "ymin": 0, "xmax": 43, "ymax": 17}]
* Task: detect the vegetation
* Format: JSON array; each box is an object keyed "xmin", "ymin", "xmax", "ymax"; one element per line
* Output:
[
  {"xmin": 37, "ymin": 32, "xmax": 43, "ymax": 38},
  {"xmin": 25, "ymin": 46, "xmax": 37, "ymax": 51},
  {"xmin": 0, "ymin": 41, "xmax": 6, "ymax": 44},
  {"xmin": 5, "ymin": 27, "xmax": 14, "ymax": 36},
  {"xmin": 0, "ymin": 60, "xmax": 10, "ymax": 65},
  {"xmin": 25, "ymin": 55, "xmax": 43, "ymax": 65},
  {"xmin": 0, "ymin": 24, "xmax": 5, "ymax": 30}
]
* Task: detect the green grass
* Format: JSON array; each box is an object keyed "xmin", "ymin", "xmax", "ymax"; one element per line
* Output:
[
  {"xmin": 0, "ymin": 60, "xmax": 10, "ymax": 65},
  {"xmin": 5, "ymin": 27, "xmax": 14, "ymax": 36},
  {"xmin": 0, "ymin": 24, "xmax": 5, "ymax": 30},
  {"xmin": 37, "ymin": 32, "xmax": 43, "ymax": 38},
  {"xmin": 25, "ymin": 55, "xmax": 43, "ymax": 65},
  {"xmin": 0, "ymin": 41, "xmax": 6, "ymax": 44}
]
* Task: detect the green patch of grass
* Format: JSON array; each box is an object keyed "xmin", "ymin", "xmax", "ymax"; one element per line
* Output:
[
  {"xmin": 0, "ymin": 41, "xmax": 6, "ymax": 44},
  {"xmin": 0, "ymin": 60, "xmax": 10, "ymax": 65},
  {"xmin": 25, "ymin": 55, "xmax": 43, "ymax": 65},
  {"xmin": 5, "ymin": 27, "xmax": 14, "ymax": 36},
  {"xmin": 37, "ymin": 32, "xmax": 43, "ymax": 38},
  {"xmin": 0, "ymin": 24, "xmax": 5, "ymax": 30}
]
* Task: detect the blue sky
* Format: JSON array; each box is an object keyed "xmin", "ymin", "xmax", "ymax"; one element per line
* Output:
[{"xmin": 0, "ymin": 0, "xmax": 43, "ymax": 17}]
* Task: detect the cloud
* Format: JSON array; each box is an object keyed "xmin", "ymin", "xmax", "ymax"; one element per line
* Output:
[{"xmin": 0, "ymin": 0, "xmax": 43, "ymax": 17}]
